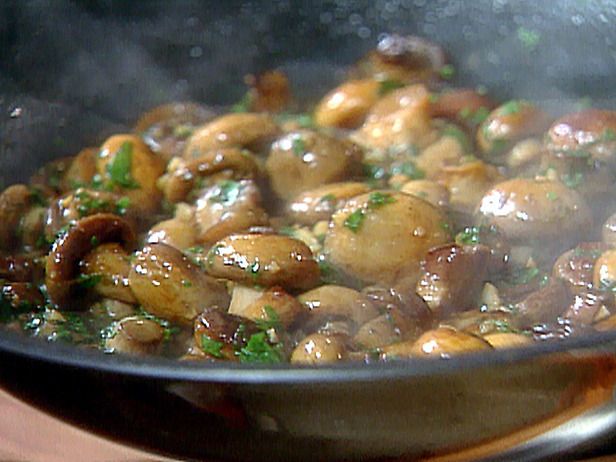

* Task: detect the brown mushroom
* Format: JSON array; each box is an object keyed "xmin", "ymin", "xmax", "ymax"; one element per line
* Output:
[
  {"xmin": 514, "ymin": 279, "xmax": 571, "ymax": 328},
  {"xmin": 353, "ymin": 307, "xmax": 420, "ymax": 349},
  {"xmin": 0, "ymin": 185, "xmax": 32, "ymax": 251},
  {"xmin": 96, "ymin": 134, "xmax": 166, "ymax": 214},
  {"xmin": 399, "ymin": 180, "xmax": 450, "ymax": 209},
  {"xmin": 205, "ymin": 234, "xmax": 320, "ymax": 291},
  {"xmin": 135, "ymin": 102, "xmax": 216, "ymax": 160},
  {"xmin": 147, "ymin": 203, "xmax": 198, "ymax": 250},
  {"xmin": 323, "ymin": 191, "xmax": 450, "ymax": 285},
  {"xmin": 552, "ymin": 242, "xmax": 609, "ymax": 294},
  {"xmin": 45, "ymin": 213, "xmax": 136, "ymax": 310},
  {"xmin": 228, "ymin": 285, "xmax": 303, "ymax": 328},
  {"xmin": 288, "ymin": 182, "xmax": 370, "ymax": 226},
  {"xmin": 265, "ymin": 130, "xmax": 363, "ymax": 200},
  {"xmin": 128, "ymin": 243, "xmax": 229, "ymax": 324},
  {"xmin": 430, "ymin": 88, "xmax": 496, "ymax": 130},
  {"xmin": 104, "ymin": 316, "xmax": 165, "ymax": 355},
  {"xmin": 60, "ymin": 147, "xmax": 98, "ymax": 191},
  {"xmin": 290, "ymin": 333, "xmax": 348, "ymax": 364},
  {"xmin": 482, "ymin": 332, "xmax": 532, "ymax": 349},
  {"xmin": 244, "ymin": 70, "xmax": 292, "ymax": 113},
  {"xmin": 314, "ymin": 79, "xmax": 380, "ymax": 129},
  {"xmin": 416, "ymin": 244, "xmax": 491, "ymax": 317},
  {"xmin": 603, "ymin": 213, "xmax": 616, "ymax": 247},
  {"xmin": 382, "ymin": 327, "xmax": 491, "ymax": 359},
  {"xmin": 184, "ymin": 113, "xmax": 279, "ymax": 157},
  {"xmin": 194, "ymin": 179, "xmax": 269, "ymax": 244}
]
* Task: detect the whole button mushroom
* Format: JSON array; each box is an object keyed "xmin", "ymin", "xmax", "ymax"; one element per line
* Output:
[
  {"xmin": 184, "ymin": 113, "xmax": 279, "ymax": 157},
  {"xmin": 205, "ymin": 234, "xmax": 320, "ymax": 291},
  {"xmin": 129, "ymin": 243, "xmax": 230, "ymax": 324},
  {"xmin": 314, "ymin": 79, "xmax": 381, "ymax": 129},
  {"xmin": 552, "ymin": 243, "xmax": 609, "ymax": 294},
  {"xmin": 323, "ymin": 191, "xmax": 450, "ymax": 285},
  {"xmin": 265, "ymin": 130, "xmax": 363, "ymax": 200},
  {"xmin": 96, "ymin": 134, "xmax": 166, "ymax": 214},
  {"xmin": 546, "ymin": 109, "xmax": 616, "ymax": 164},
  {"xmin": 0, "ymin": 185, "xmax": 33, "ymax": 251},
  {"xmin": 104, "ymin": 316, "xmax": 165, "ymax": 356},
  {"xmin": 476, "ymin": 179, "xmax": 592, "ymax": 253},
  {"xmin": 45, "ymin": 213, "xmax": 136, "ymax": 310},
  {"xmin": 429, "ymin": 88, "xmax": 496, "ymax": 131},
  {"xmin": 290, "ymin": 333, "xmax": 348, "ymax": 364}
]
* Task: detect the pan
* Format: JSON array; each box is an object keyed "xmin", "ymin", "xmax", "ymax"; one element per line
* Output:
[{"xmin": 2, "ymin": 1, "xmax": 616, "ymax": 460}]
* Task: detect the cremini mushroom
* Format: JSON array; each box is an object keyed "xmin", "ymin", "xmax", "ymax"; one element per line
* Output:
[
  {"xmin": 228, "ymin": 285, "xmax": 303, "ymax": 328},
  {"xmin": 147, "ymin": 203, "xmax": 198, "ymax": 250},
  {"xmin": 399, "ymin": 180, "xmax": 450, "ymax": 208},
  {"xmin": 45, "ymin": 213, "xmax": 136, "ymax": 310},
  {"xmin": 429, "ymin": 88, "xmax": 496, "ymax": 131},
  {"xmin": 482, "ymin": 332, "xmax": 532, "ymax": 349},
  {"xmin": 288, "ymin": 182, "xmax": 370, "ymax": 226},
  {"xmin": 290, "ymin": 333, "xmax": 348, "ymax": 364},
  {"xmin": 104, "ymin": 316, "xmax": 165, "ymax": 355},
  {"xmin": 314, "ymin": 79, "xmax": 380, "ymax": 129},
  {"xmin": 382, "ymin": 327, "xmax": 491, "ymax": 359},
  {"xmin": 205, "ymin": 234, "xmax": 320, "ymax": 291},
  {"xmin": 323, "ymin": 191, "xmax": 450, "ymax": 285},
  {"xmin": 353, "ymin": 307, "xmax": 419, "ymax": 349},
  {"xmin": 184, "ymin": 113, "xmax": 279, "ymax": 157},
  {"xmin": 128, "ymin": 243, "xmax": 229, "ymax": 324},
  {"xmin": 0, "ymin": 185, "xmax": 32, "ymax": 251},
  {"xmin": 265, "ymin": 130, "xmax": 363, "ymax": 200},
  {"xmin": 60, "ymin": 147, "xmax": 98, "ymax": 192},
  {"xmin": 552, "ymin": 243, "xmax": 609, "ymax": 294},
  {"xmin": 96, "ymin": 134, "xmax": 166, "ymax": 214},
  {"xmin": 194, "ymin": 179, "xmax": 269, "ymax": 244},
  {"xmin": 160, "ymin": 148, "xmax": 261, "ymax": 203}
]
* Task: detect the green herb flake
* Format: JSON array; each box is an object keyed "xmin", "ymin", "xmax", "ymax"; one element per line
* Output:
[
  {"xmin": 173, "ymin": 124, "xmax": 194, "ymax": 139},
  {"xmin": 201, "ymin": 334, "xmax": 225, "ymax": 358},
  {"xmin": 320, "ymin": 193, "xmax": 336, "ymax": 204},
  {"xmin": 231, "ymin": 92, "xmax": 252, "ymax": 113},
  {"xmin": 115, "ymin": 196, "xmax": 131, "ymax": 215},
  {"xmin": 29, "ymin": 188, "xmax": 48, "ymax": 207},
  {"xmin": 498, "ymin": 100, "xmax": 523, "ymax": 116},
  {"xmin": 209, "ymin": 180, "xmax": 242, "ymax": 206},
  {"xmin": 378, "ymin": 79, "xmax": 405, "ymax": 96},
  {"xmin": 561, "ymin": 171, "xmax": 584, "ymax": 189},
  {"xmin": 292, "ymin": 136, "xmax": 307, "ymax": 156},
  {"xmin": 343, "ymin": 209, "xmax": 366, "ymax": 233},
  {"xmin": 75, "ymin": 190, "xmax": 110, "ymax": 217},
  {"xmin": 76, "ymin": 273, "xmax": 102, "ymax": 289},
  {"xmin": 90, "ymin": 235, "xmax": 99, "ymax": 247},
  {"xmin": 391, "ymin": 162, "xmax": 425, "ymax": 180},
  {"xmin": 278, "ymin": 226, "xmax": 296, "ymax": 238},
  {"xmin": 106, "ymin": 142, "xmax": 140, "ymax": 189},
  {"xmin": 545, "ymin": 191, "xmax": 558, "ymax": 201},
  {"xmin": 455, "ymin": 226, "xmax": 481, "ymax": 245},
  {"xmin": 181, "ymin": 280, "xmax": 192, "ymax": 288},
  {"xmin": 367, "ymin": 191, "xmax": 395, "ymax": 209},
  {"xmin": 441, "ymin": 125, "xmax": 472, "ymax": 152},
  {"xmin": 439, "ymin": 64, "xmax": 455, "ymax": 80},
  {"xmin": 238, "ymin": 331, "xmax": 284, "ymax": 364},
  {"xmin": 509, "ymin": 266, "xmax": 540, "ymax": 286},
  {"xmin": 517, "ymin": 27, "xmax": 541, "ymax": 51},
  {"xmin": 255, "ymin": 305, "xmax": 282, "ymax": 332}
]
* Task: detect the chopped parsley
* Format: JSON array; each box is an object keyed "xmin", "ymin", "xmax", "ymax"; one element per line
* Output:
[
  {"xmin": 390, "ymin": 161, "xmax": 425, "ymax": 180},
  {"xmin": 319, "ymin": 193, "xmax": 336, "ymax": 204},
  {"xmin": 459, "ymin": 106, "xmax": 490, "ymax": 127},
  {"xmin": 517, "ymin": 27, "xmax": 541, "ymax": 51},
  {"xmin": 343, "ymin": 209, "xmax": 366, "ymax": 233},
  {"xmin": 545, "ymin": 191, "xmax": 558, "ymax": 201},
  {"xmin": 75, "ymin": 190, "xmax": 110, "ymax": 217},
  {"xmin": 246, "ymin": 261, "xmax": 261, "ymax": 282},
  {"xmin": 292, "ymin": 136, "xmax": 307, "ymax": 156},
  {"xmin": 76, "ymin": 273, "xmax": 102, "ymax": 289},
  {"xmin": 105, "ymin": 142, "xmax": 140, "ymax": 189},
  {"xmin": 201, "ymin": 334, "xmax": 225, "ymax": 358},
  {"xmin": 237, "ymin": 331, "xmax": 284, "ymax": 364},
  {"xmin": 455, "ymin": 226, "xmax": 481, "ymax": 245},
  {"xmin": 209, "ymin": 180, "xmax": 242, "ymax": 206},
  {"xmin": 136, "ymin": 307, "xmax": 180, "ymax": 341},
  {"xmin": 231, "ymin": 92, "xmax": 252, "ymax": 113},
  {"xmin": 441, "ymin": 124, "xmax": 472, "ymax": 152},
  {"xmin": 344, "ymin": 192, "xmax": 395, "ymax": 233},
  {"xmin": 439, "ymin": 64, "xmax": 455, "ymax": 80},
  {"xmin": 29, "ymin": 187, "xmax": 48, "ymax": 207},
  {"xmin": 367, "ymin": 191, "xmax": 395, "ymax": 208},
  {"xmin": 255, "ymin": 305, "xmax": 282, "ymax": 332},
  {"xmin": 90, "ymin": 235, "xmax": 99, "ymax": 247},
  {"xmin": 115, "ymin": 196, "xmax": 131, "ymax": 215},
  {"xmin": 497, "ymin": 100, "xmax": 523, "ymax": 116},
  {"xmin": 561, "ymin": 171, "xmax": 584, "ymax": 189},
  {"xmin": 378, "ymin": 79, "xmax": 405, "ymax": 96},
  {"xmin": 507, "ymin": 266, "xmax": 541, "ymax": 286}
]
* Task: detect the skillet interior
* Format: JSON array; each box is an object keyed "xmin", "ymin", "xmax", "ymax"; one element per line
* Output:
[{"xmin": 2, "ymin": 1, "xmax": 616, "ymax": 460}]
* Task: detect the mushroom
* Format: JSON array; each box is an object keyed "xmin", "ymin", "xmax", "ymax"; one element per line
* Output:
[
  {"xmin": 194, "ymin": 179, "xmax": 269, "ymax": 244},
  {"xmin": 290, "ymin": 333, "xmax": 348, "ymax": 364},
  {"xmin": 323, "ymin": 191, "xmax": 450, "ymax": 285},
  {"xmin": 205, "ymin": 234, "xmax": 320, "ymax": 291},
  {"xmin": 552, "ymin": 242, "xmax": 609, "ymax": 294},
  {"xmin": 134, "ymin": 102, "xmax": 216, "ymax": 160},
  {"xmin": 265, "ymin": 130, "xmax": 363, "ymax": 200},
  {"xmin": 0, "ymin": 185, "xmax": 32, "ymax": 250},
  {"xmin": 416, "ymin": 244, "xmax": 491, "ymax": 317},
  {"xmin": 546, "ymin": 109, "xmax": 616, "ymax": 164},
  {"xmin": 128, "ymin": 243, "xmax": 229, "ymax": 324},
  {"xmin": 160, "ymin": 148, "xmax": 262, "ymax": 204},
  {"xmin": 429, "ymin": 88, "xmax": 496, "ymax": 131},
  {"xmin": 45, "ymin": 213, "xmax": 136, "ymax": 310},
  {"xmin": 0, "ymin": 282, "xmax": 44, "ymax": 312},
  {"xmin": 184, "ymin": 113, "xmax": 279, "ymax": 157},
  {"xmin": 353, "ymin": 307, "xmax": 420, "ymax": 349},
  {"xmin": 104, "ymin": 316, "xmax": 164, "ymax": 355},
  {"xmin": 79, "ymin": 242, "xmax": 137, "ymax": 304},
  {"xmin": 0, "ymin": 255, "xmax": 41, "ymax": 282},
  {"xmin": 96, "ymin": 134, "xmax": 166, "ymax": 214},
  {"xmin": 399, "ymin": 180, "xmax": 450, "ymax": 209},
  {"xmin": 288, "ymin": 182, "xmax": 370, "ymax": 226},
  {"xmin": 193, "ymin": 307, "xmax": 257, "ymax": 361},
  {"xmin": 482, "ymin": 332, "xmax": 532, "ymax": 349},
  {"xmin": 514, "ymin": 279, "xmax": 572, "ymax": 328},
  {"xmin": 60, "ymin": 147, "xmax": 98, "ymax": 192},
  {"xmin": 244, "ymin": 70, "xmax": 292, "ymax": 113},
  {"xmin": 476, "ymin": 100, "xmax": 550, "ymax": 157},
  {"xmin": 314, "ymin": 79, "xmax": 380, "ymax": 129},
  {"xmin": 564, "ymin": 290, "xmax": 610, "ymax": 326},
  {"xmin": 476, "ymin": 178, "xmax": 592, "ymax": 254},
  {"xmin": 147, "ymin": 203, "xmax": 198, "ymax": 250},
  {"xmin": 352, "ymin": 34, "xmax": 447, "ymax": 83},
  {"xmin": 228, "ymin": 285, "xmax": 303, "ymax": 328},
  {"xmin": 381, "ymin": 327, "xmax": 491, "ymax": 359}
]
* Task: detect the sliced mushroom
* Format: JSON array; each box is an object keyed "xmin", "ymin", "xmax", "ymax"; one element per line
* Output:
[
  {"xmin": 546, "ymin": 109, "xmax": 616, "ymax": 164},
  {"xmin": 314, "ymin": 79, "xmax": 380, "ymax": 129},
  {"xmin": 135, "ymin": 102, "xmax": 216, "ymax": 160},
  {"xmin": 228, "ymin": 285, "xmax": 303, "ymax": 328},
  {"xmin": 205, "ymin": 234, "xmax": 320, "ymax": 291},
  {"xmin": 266, "ymin": 130, "xmax": 363, "ymax": 200},
  {"xmin": 324, "ymin": 191, "xmax": 450, "ymax": 285},
  {"xmin": 416, "ymin": 244, "xmax": 491, "ymax": 317},
  {"xmin": 382, "ymin": 327, "xmax": 491, "ymax": 359},
  {"xmin": 96, "ymin": 134, "xmax": 166, "ymax": 214},
  {"xmin": 45, "ymin": 213, "xmax": 136, "ymax": 310},
  {"xmin": 290, "ymin": 333, "xmax": 348, "ymax": 364},
  {"xmin": 514, "ymin": 279, "xmax": 571, "ymax": 328},
  {"xmin": 288, "ymin": 182, "xmax": 370, "ymax": 226},
  {"xmin": 147, "ymin": 203, "xmax": 198, "ymax": 250},
  {"xmin": 194, "ymin": 179, "xmax": 269, "ymax": 244},
  {"xmin": 128, "ymin": 243, "xmax": 229, "ymax": 324},
  {"xmin": 160, "ymin": 148, "xmax": 261, "ymax": 203},
  {"xmin": 476, "ymin": 178, "xmax": 592, "ymax": 253},
  {"xmin": 564, "ymin": 290, "xmax": 609, "ymax": 326},
  {"xmin": 79, "ymin": 242, "xmax": 136, "ymax": 304},
  {"xmin": 184, "ymin": 113, "xmax": 279, "ymax": 157},
  {"xmin": 104, "ymin": 316, "xmax": 164, "ymax": 355}
]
